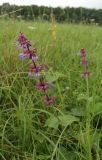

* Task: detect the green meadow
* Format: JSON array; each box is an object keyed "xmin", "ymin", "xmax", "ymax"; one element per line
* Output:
[{"xmin": 0, "ymin": 19, "xmax": 102, "ymax": 160}]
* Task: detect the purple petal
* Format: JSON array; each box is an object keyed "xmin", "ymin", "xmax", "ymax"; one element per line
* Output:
[{"xmin": 32, "ymin": 55, "xmax": 38, "ymax": 61}]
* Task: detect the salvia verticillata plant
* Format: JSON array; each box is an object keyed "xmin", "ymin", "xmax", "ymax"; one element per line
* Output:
[
  {"xmin": 17, "ymin": 32, "xmax": 55, "ymax": 105},
  {"xmin": 80, "ymin": 48, "xmax": 92, "ymax": 159},
  {"xmin": 80, "ymin": 48, "xmax": 91, "ymax": 77}
]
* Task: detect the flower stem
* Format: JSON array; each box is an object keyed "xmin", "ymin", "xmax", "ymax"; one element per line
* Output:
[{"xmin": 86, "ymin": 77, "xmax": 92, "ymax": 160}]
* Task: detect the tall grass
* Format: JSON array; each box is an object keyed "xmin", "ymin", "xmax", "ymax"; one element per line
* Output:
[{"xmin": 0, "ymin": 19, "xmax": 102, "ymax": 160}]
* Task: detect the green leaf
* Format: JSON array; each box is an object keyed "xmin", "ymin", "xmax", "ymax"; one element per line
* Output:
[
  {"xmin": 91, "ymin": 103, "xmax": 102, "ymax": 114},
  {"xmin": 77, "ymin": 93, "xmax": 93, "ymax": 102},
  {"xmin": 45, "ymin": 114, "xmax": 79, "ymax": 129},
  {"xmin": 45, "ymin": 115, "xmax": 59, "ymax": 129},
  {"xmin": 71, "ymin": 107, "xmax": 85, "ymax": 116},
  {"xmin": 59, "ymin": 114, "xmax": 79, "ymax": 127}
]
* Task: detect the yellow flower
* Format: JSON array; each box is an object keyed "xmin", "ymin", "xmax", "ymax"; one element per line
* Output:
[
  {"xmin": 52, "ymin": 31, "xmax": 56, "ymax": 40},
  {"xmin": 100, "ymin": 80, "xmax": 102, "ymax": 85},
  {"xmin": 51, "ymin": 14, "xmax": 57, "ymax": 40}
]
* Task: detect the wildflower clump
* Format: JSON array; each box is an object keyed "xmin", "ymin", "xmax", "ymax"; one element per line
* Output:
[
  {"xmin": 17, "ymin": 32, "xmax": 55, "ymax": 106},
  {"xmin": 80, "ymin": 48, "xmax": 91, "ymax": 77}
]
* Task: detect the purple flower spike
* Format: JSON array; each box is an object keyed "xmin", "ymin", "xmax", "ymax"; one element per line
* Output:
[
  {"xmin": 44, "ymin": 95, "xmax": 55, "ymax": 105},
  {"xmin": 80, "ymin": 58, "xmax": 88, "ymax": 65},
  {"xmin": 18, "ymin": 32, "xmax": 27, "ymax": 44},
  {"xmin": 80, "ymin": 48, "xmax": 91, "ymax": 78},
  {"xmin": 29, "ymin": 64, "xmax": 48, "ymax": 74},
  {"xmin": 26, "ymin": 40, "xmax": 32, "ymax": 47},
  {"xmin": 36, "ymin": 81, "xmax": 49, "ymax": 90},
  {"xmin": 17, "ymin": 32, "xmax": 55, "ymax": 106},
  {"xmin": 18, "ymin": 32, "xmax": 32, "ymax": 49},
  {"xmin": 32, "ymin": 55, "xmax": 38, "ymax": 61},
  {"xmin": 19, "ymin": 53, "xmax": 29, "ymax": 59},
  {"xmin": 31, "ymin": 48, "xmax": 37, "ymax": 54},
  {"xmin": 82, "ymin": 70, "xmax": 91, "ymax": 77},
  {"xmin": 29, "ymin": 64, "xmax": 41, "ymax": 74},
  {"xmin": 80, "ymin": 48, "xmax": 86, "ymax": 57}
]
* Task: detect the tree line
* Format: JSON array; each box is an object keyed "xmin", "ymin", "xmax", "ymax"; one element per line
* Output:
[{"xmin": 0, "ymin": 3, "xmax": 102, "ymax": 24}]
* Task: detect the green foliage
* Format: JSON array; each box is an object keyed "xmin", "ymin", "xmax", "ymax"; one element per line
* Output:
[
  {"xmin": 45, "ymin": 114, "xmax": 79, "ymax": 129},
  {"xmin": 1, "ymin": 3, "xmax": 102, "ymax": 24}
]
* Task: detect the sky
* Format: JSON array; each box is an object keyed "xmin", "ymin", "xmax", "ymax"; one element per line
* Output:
[{"xmin": 0, "ymin": 0, "xmax": 102, "ymax": 9}]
